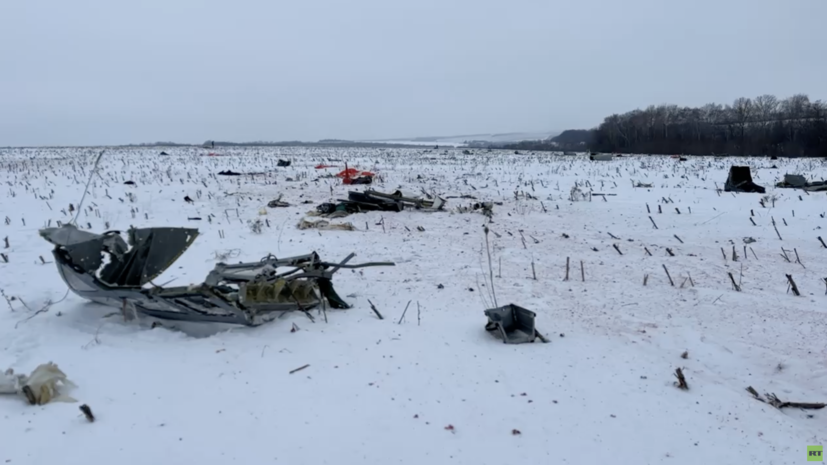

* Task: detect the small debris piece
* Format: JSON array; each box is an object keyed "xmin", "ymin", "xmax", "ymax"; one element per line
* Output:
[
  {"xmin": 267, "ymin": 198, "xmax": 290, "ymax": 208},
  {"xmin": 512, "ymin": 429, "xmax": 521, "ymax": 435},
  {"xmin": 444, "ymin": 424, "xmax": 455, "ymax": 433},
  {"xmin": 21, "ymin": 385, "xmax": 36, "ymax": 405},
  {"xmin": 681, "ymin": 351, "xmax": 688, "ymax": 359},
  {"xmin": 79, "ymin": 404, "xmax": 95, "ymax": 422}
]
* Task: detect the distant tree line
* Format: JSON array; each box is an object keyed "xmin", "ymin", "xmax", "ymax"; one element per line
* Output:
[
  {"xmin": 501, "ymin": 94, "xmax": 827, "ymax": 157},
  {"xmin": 591, "ymin": 94, "xmax": 826, "ymax": 156}
]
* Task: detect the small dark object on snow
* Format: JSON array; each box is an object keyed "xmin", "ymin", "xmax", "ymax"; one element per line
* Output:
[
  {"xmin": 724, "ymin": 166, "xmax": 765, "ymax": 193},
  {"xmin": 21, "ymin": 385, "xmax": 36, "ymax": 405},
  {"xmin": 187, "ymin": 217, "xmax": 202, "ymax": 221},
  {"xmin": 289, "ymin": 364, "xmax": 310, "ymax": 374},
  {"xmin": 123, "ymin": 180, "xmax": 135, "ymax": 185},
  {"xmin": 79, "ymin": 404, "xmax": 95, "ymax": 422},
  {"xmin": 218, "ymin": 170, "xmax": 241, "ymax": 176},
  {"xmin": 484, "ymin": 304, "xmax": 539, "ymax": 344},
  {"xmin": 277, "ymin": 159, "xmax": 291, "ymax": 167},
  {"xmin": 437, "ymin": 283, "xmax": 444, "ymax": 289},
  {"xmin": 267, "ymin": 199, "xmax": 290, "ymax": 208},
  {"xmin": 184, "ymin": 196, "xmax": 194, "ymax": 203},
  {"xmin": 348, "ymin": 176, "xmax": 373, "ymax": 185},
  {"xmin": 674, "ymin": 368, "xmax": 689, "ymax": 390},
  {"xmin": 316, "ymin": 203, "xmax": 338, "ymax": 215},
  {"xmin": 160, "ymin": 151, "xmax": 169, "ymax": 156}
]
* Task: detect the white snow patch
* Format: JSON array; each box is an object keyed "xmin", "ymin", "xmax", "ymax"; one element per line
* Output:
[{"xmin": 0, "ymin": 147, "xmax": 825, "ymax": 464}]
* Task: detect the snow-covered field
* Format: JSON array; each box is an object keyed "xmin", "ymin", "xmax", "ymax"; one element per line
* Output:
[{"xmin": 1, "ymin": 147, "xmax": 825, "ymax": 465}]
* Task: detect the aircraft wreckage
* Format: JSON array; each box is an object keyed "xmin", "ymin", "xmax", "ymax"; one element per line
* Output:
[{"xmin": 39, "ymin": 224, "xmax": 394, "ymax": 326}]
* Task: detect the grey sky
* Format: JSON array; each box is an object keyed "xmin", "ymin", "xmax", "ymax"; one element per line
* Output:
[{"xmin": 1, "ymin": 0, "xmax": 825, "ymax": 146}]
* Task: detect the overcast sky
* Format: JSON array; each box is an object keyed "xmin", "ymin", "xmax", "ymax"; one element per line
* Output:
[{"xmin": 1, "ymin": 0, "xmax": 825, "ymax": 146}]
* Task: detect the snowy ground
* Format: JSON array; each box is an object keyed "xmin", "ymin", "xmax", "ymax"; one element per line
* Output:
[{"xmin": 1, "ymin": 147, "xmax": 825, "ymax": 465}]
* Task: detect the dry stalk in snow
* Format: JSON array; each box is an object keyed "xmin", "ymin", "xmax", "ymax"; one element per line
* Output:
[
  {"xmin": 746, "ymin": 387, "xmax": 825, "ymax": 410},
  {"xmin": 289, "ymin": 364, "xmax": 310, "ymax": 375},
  {"xmin": 785, "ymin": 275, "xmax": 800, "ymax": 296},
  {"xmin": 367, "ymin": 299, "xmax": 384, "ymax": 320},
  {"xmin": 674, "ymin": 368, "xmax": 688, "ymax": 390}
]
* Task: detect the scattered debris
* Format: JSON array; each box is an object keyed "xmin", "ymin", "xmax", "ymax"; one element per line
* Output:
[
  {"xmin": 218, "ymin": 170, "xmax": 241, "ymax": 176},
  {"xmin": 590, "ymin": 153, "xmax": 614, "ymax": 161},
  {"xmin": 1, "ymin": 363, "xmax": 77, "ymax": 405},
  {"xmin": 337, "ymin": 168, "xmax": 375, "ymax": 185},
  {"xmin": 267, "ymin": 195, "xmax": 290, "ymax": 208},
  {"xmin": 277, "ymin": 159, "xmax": 291, "ymax": 167},
  {"xmin": 775, "ymin": 174, "xmax": 827, "ymax": 192},
  {"xmin": 725, "ymin": 166, "xmax": 765, "ymax": 193},
  {"xmin": 457, "ymin": 202, "xmax": 494, "ymax": 218},
  {"xmin": 484, "ymin": 304, "xmax": 544, "ymax": 344},
  {"xmin": 314, "ymin": 190, "xmax": 446, "ymax": 215},
  {"xmin": 297, "ymin": 218, "xmax": 356, "ymax": 231},
  {"xmin": 39, "ymin": 224, "xmax": 393, "ymax": 326}
]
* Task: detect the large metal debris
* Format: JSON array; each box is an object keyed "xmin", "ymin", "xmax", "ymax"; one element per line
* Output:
[
  {"xmin": 775, "ymin": 174, "xmax": 827, "ymax": 192},
  {"xmin": 39, "ymin": 224, "xmax": 394, "ymax": 326},
  {"xmin": 724, "ymin": 166, "xmax": 766, "ymax": 193},
  {"xmin": 484, "ymin": 304, "xmax": 539, "ymax": 344},
  {"xmin": 314, "ymin": 189, "xmax": 446, "ymax": 216}
]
